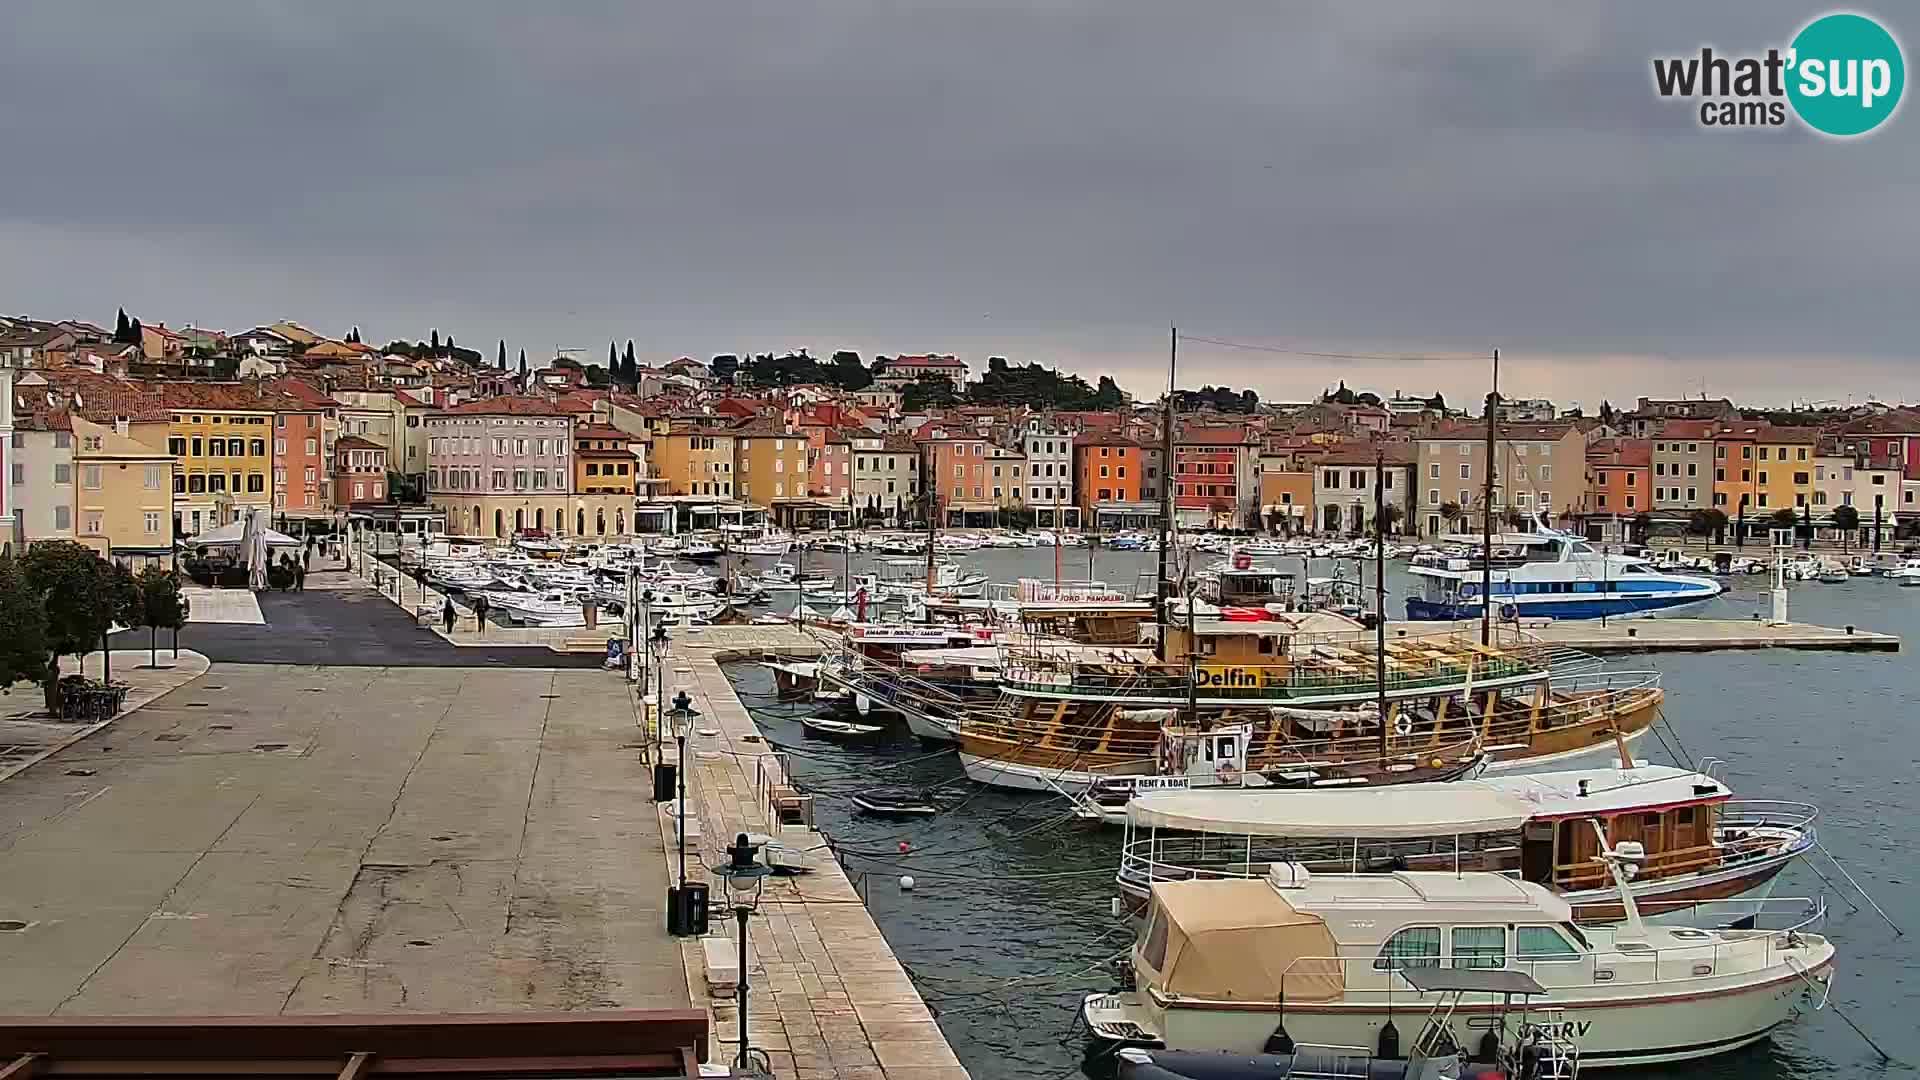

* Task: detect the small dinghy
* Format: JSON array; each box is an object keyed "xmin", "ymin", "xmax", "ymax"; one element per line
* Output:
[
  {"xmin": 800, "ymin": 715, "xmax": 885, "ymax": 740},
  {"xmin": 850, "ymin": 790, "xmax": 940, "ymax": 818}
]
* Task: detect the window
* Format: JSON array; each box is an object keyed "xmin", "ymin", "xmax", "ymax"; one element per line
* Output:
[
  {"xmin": 1798, "ymin": 447, "xmax": 1808, "ymax": 461},
  {"xmin": 229, "ymin": 439, "xmax": 245, "ymax": 456},
  {"xmin": 1515, "ymin": 925, "xmax": 1581, "ymax": 962},
  {"xmin": 54, "ymin": 506, "xmax": 71, "ymax": 531},
  {"xmin": 81, "ymin": 465, "xmax": 101, "ymax": 489},
  {"xmin": 1374, "ymin": 927, "xmax": 1441, "ymax": 971},
  {"xmin": 247, "ymin": 473, "xmax": 264, "ymax": 493},
  {"xmin": 1458, "ymin": 443, "xmax": 1470, "ymax": 456},
  {"xmin": 1687, "ymin": 486, "xmax": 1697, "ymax": 501},
  {"xmin": 173, "ymin": 474, "xmax": 185, "ymax": 494},
  {"xmin": 208, "ymin": 440, "xmax": 224, "ymax": 458},
  {"xmin": 1117, "ymin": 466, "xmax": 1127, "ymax": 479},
  {"xmin": 144, "ymin": 464, "xmax": 164, "ymax": 489},
  {"xmin": 168, "ymin": 436, "xmax": 186, "ymax": 456},
  {"xmin": 53, "ymin": 462, "xmax": 74, "ymax": 485},
  {"xmin": 1758, "ymin": 447, "xmax": 1769, "ymax": 461},
  {"xmin": 1451, "ymin": 926, "xmax": 1505, "ymax": 970},
  {"xmin": 1624, "ymin": 473, "xmax": 1635, "ymax": 487},
  {"xmin": 1459, "ymin": 463, "xmax": 1471, "ymax": 479},
  {"xmin": 188, "ymin": 474, "xmax": 206, "ymax": 493},
  {"xmin": 1716, "ymin": 445, "xmax": 1726, "ymax": 459},
  {"xmin": 1793, "ymin": 472, "xmax": 1809, "ymax": 485},
  {"xmin": 1428, "ymin": 488, "xmax": 1440, "ymax": 505},
  {"xmin": 145, "ymin": 511, "xmax": 163, "ymax": 535},
  {"xmin": 1428, "ymin": 462, "xmax": 1440, "ymax": 479},
  {"xmin": 208, "ymin": 473, "xmax": 226, "ymax": 492}
]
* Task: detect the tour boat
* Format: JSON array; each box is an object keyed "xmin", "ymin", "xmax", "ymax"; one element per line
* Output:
[
  {"xmin": 1103, "ymin": 764, "xmax": 1815, "ymax": 925},
  {"xmin": 814, "ymin": 622, "xmax": 998, "ymax": 734},
  {"xmin": 679, "ymin": 538, "xmax": 723, "ymax": 562},
  {"xmin": 1407, "ymin": 523, "xmax": 1721, "ymax": 621},
  {"xmin": 934, "ymin": 616, "xmax": 1660, "ymax": 793},
  {"xmin": 1083, "ymin": 848, "xmax": 1835, "ymax": 1068}
]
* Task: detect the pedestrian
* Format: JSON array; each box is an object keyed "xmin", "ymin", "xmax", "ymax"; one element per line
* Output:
[
  {"xmin": 294, "ymin": 562, "xmax": 306, "ymax": 592},
  {"xmin": 472, "ymin": 592, "xmax": 490, "ymax": 634},
  {"xmin": 303, "ymin": 546, "xmax": 312, "ymax": 571},
  {"xmin": 443, "ymin": 594, "xmax": 457, "ymax": 634}
]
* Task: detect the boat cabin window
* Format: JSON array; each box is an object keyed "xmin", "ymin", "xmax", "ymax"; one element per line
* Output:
[
  {"xmin": 1257, "ymin": 636, "xmax": 1276, "ymax": 655},
  {"xmin": 1214, "ymin": 735, "xmax": 1236, "ymax": 760},
  {"xmin": 1514, "ymin": 925, "xmax": 1581, "ymax": 962},
  {"xmin": 1141, "ymin": 904, "xmax": 1171, "ymax": 970},
  {"xmin": 1373, "ymin": 926, "xmax": 1440, "ymax": 971},
  {"xmin": 1450, "ymin": 926, "xmax": 1505, "ymax": 970},
  {"xmin": 1561, "ymin": 922, "xmax": 1591, "ymax": 950},
  {"xmin": 1620, "ymin": 563, "xmax": 1651, "ymax": 574}
]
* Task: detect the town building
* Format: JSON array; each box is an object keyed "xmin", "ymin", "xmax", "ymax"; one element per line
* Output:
[
  {"xmin": 732, "ymin": 420, "xmax": 810, "ymax": 508},
  {"xmin": 1414, "ymin": 422, "xmax": 1587, "ymax": 536},
  {"xmin": 1650, "ymin": 420, "xmax": 1714, "ymax": 514},
  {"xmin": 1257, "ymin": 461, "xmax": 1313, "ymax": 533},
  {"xmin": 1813, "ymin": 437, "xmax": 1900, "ymax": 531},
  {"xmin": 652, "ymin": 425, "xmax": 737, "ymax": 498},
  {"xmin": 1624, "ymin": 397, "xmax": 1738, "ymax": 439},
  {"xmin": 573, "ymin": 423, "xmax": 638, "ymax": 495},
  {"xmin": 12, "ymin": 407, "xmax": 73, "ymax": 544},
  {"xmin": 849, "ymin": 432, "xmax": 920, "ymax": 523},
  {"xmin": 168, "ymin": 393, "xmax": 277, "ymax": 536},
  {"xmin": 71, "ymin": 415, "xmax": 174, "ymax": 565},
  {"xmin": 921, "ymin": 434, "xmax": 994, "ymax": 526},
  {"xmin": 874, "ymin": 354, "xmax": 967, "ymax": 388},
  {"xmin": 1074, "ymin": 431, "xmax": 1145, "ymax": 528},
  {"xmin": 1022, "ymin": 415, "xmax": 1078, "ymax": 527},
  {"xmin": 1581, "ymin": 438, "xmax": 1652, "ymax": 518},
  {"xmin": 1172, "ymin": 425, "xmax": 1258, "ymax": 528},
  {"xmin": 424, "ymin": 397, "xmax": 579, "ymax": 539},
  {"xmin": 1311, "ymin": 442, "xmax": 1415, "ymax": 536},
  {"xmin": 332, "ymin": 436, "xmax": 389, "ymax": 506}
]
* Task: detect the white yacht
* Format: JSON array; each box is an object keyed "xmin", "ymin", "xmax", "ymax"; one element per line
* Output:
[
  {"xmin": 1888, "ymin": 557, "xmax": 1920, "ymax": 586},
  {"xmin": 1408, "ymin": 522, "xmax": 1721, "ymax": 621},
  {"xmin": 1084, "ymin": 849, "xmax": 1834, "ymax": 1069}
]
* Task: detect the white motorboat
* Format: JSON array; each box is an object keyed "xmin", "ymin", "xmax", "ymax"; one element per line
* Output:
[
  {"xmin": 1888, "ymin": 558, "xmax": 1920, "ymax": 586},
  {"xmin": 1408, "ymin": 520, "xmax": 1721, "ymax": 621},
  {"xmin": 1084, "ymin": 840, "xmax": 1835, "ymax": 1069},
  {"xmin": 679, "ymin": 539, "xmax": 723, "ymax": 562},
  {"xmin": 493, "ymin": 590, "xmax": 588, "ymax": 627}
]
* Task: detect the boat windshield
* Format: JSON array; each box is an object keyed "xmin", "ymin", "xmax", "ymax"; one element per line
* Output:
[{"xmin": 1562, "ymin": 921, "xmax": 1591, "ymax": 950}]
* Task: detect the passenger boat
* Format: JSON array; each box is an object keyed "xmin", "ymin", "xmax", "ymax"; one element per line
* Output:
[
  {"xmin": 1406, "ymin": 524, "xmax": 1721, "ymax": 621},
  {"xmin": 1082, "ymin": 847, "xmax": 1835, "ymax": 1068},
  {"xmin": 1104, "ymin": 764, "xmax": 1815, "ymax": 924},
  {"xmin": 937, "ymin": 615, "xmax": 1660, "ymax": 793},
  {"xmin": 814, "ymin": 622, "xmax": 997, "ymax": 734}
]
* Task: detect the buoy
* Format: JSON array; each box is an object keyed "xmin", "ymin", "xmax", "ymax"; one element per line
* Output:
[
  {"xmin": 899, "ymin": 875, "xmax": 916, "ymax": 891},
  {"xmin": 898, "ymin": 840, "xmax": 911, "ymax": 854}
]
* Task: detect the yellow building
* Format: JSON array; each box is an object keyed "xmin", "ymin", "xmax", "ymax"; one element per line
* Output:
[
  {"xmin": 653, "ymin": 425, "xmax": 737, "ymax": 497},
  {"xmin": 733, "ymin": 420, "xmax": 810, "ymax": 506},
  {"xmin": 168, "ymin": 402, "xmax": 274, "ymax": 534},
  {"xmin": 72, "ymin": 416, "xmax": 175, "ymax": 565},
  {"xmin": 1751, "ymin": 427, "xmax": 1820, "ymax": 513}
]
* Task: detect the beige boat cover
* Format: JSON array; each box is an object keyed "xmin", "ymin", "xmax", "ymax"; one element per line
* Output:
[{"xmin": 1149, "ymin": 879, "xmax": 1344, "ymax": 1003}]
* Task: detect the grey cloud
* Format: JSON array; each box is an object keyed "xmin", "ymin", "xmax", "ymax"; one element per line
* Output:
[{"xmin": 1, "ymin": 1, "xmax": 1915, "ymax": 406}]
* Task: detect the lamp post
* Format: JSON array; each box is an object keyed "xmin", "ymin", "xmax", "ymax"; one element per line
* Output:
[
  {"xmin": 648, "ymin": 622, "xmax": 669, "ymax": 760},
  {"xmin": 711, "ymin": 833, "xmax": 771, "ymax": 1076},
  {"xmin": 672, "ymin": 689, "xmax": 693, "ymax": 887}
]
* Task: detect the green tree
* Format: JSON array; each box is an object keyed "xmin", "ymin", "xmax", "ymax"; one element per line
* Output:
[
  {"xmin": 1370, "ymin": 504, "xmax": 1405, "ymax": 536},
  {"xmin": 518, "ymin": 348, "xmax": 528, "ymax": 377},
  {"xmin": 608, "ymin": 341, "xmax": 618, "ymax": 373},
  {"xmin": 583, "ymin": 365, "xmax": 612, "ymax": 389},
  {"xmin": 1599, "ymin": 400, "xmax": 1617, "ymax": 426},
  {"xmin": 430, "ymin": 329, "xmax": 440, "ymax": 351},
  {"xmin": 132, "ymin": 566, "xmax": 189, "ymax": 668},
  {"xmin": 0, "ymin": 555, "xmax": 49, "ymax": 695},
  {"xmin": 1424, "ymin": 392, "xmax": 1447, "ymax": 411},
  {"xmin": 498, "ymin": 339, "xmax": 507, "ymax": 369},
  {"xmin": 902, "ymin": 374, "xmax": 959, "ymax": 411},
  {"xmin": 1832, "ymin": 503, "xmax": 1861, "ymax": 551},
  {"xmin": 711, "ymin": 354, "xmax": 739, "ymax": 384},
  {"xmin": 622, "ymin": 341, "xmax": 638, "ymax": 388},
  {"xmin": 113, "ymin": 308, "xmax": 132, "ymax": 343},
  {"xmin": 1769, "ymin": 507, "xmax": 1800, "ymax": 532},
  {"xmin": 1688, "ymin": 507, "xmax": 1727, "ymax": 542},
  {"xmin": 829, "ymin": 350, "xmax": 873, "ymax": 391},
  {"xmin": 20, "ymin": 542, "xmax": 118, "ymax": 716},
  {"xmin": 1093, "ymin": 376, "xmax": 1124, "ymax": 410},
  {"xmin": 1630, "ymin": 511, "xmax": 1653, "ymax": 545}
]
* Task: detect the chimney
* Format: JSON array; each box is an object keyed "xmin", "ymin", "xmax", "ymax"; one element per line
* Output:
[{"xmin": 115, "ymin": 417, "xmax": 130, "ymax": 437}]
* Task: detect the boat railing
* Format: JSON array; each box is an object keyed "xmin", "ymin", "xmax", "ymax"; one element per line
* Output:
[
  {"xmin": 999, "ymin": 634, "xmax": 1559, "ymax": 700},
  {"xmin": 1117, "ymin": 835, "xmax": 1515, "ymax": 894},
  {"xmin": 1264, "ymin": 905, "xmax": 1828, "ymax": 1003}
]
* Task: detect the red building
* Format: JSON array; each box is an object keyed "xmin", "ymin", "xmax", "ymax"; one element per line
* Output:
[
  {"xmin": 1173, "ymin": 425, "xmax": 1256, "ymax": 526},
  {"xmin": 334, "ymin": 436, "xmax": 389, "ymax": 505}
]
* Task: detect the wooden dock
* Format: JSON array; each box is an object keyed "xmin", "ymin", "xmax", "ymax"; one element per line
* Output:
[
  {"xmin": 1413, "ymin": 617, "xmax": 1899, "ymax": 653},
  {"xmin": 661, "ymin": 631, "xmax": 968, "ymax": 1079}
]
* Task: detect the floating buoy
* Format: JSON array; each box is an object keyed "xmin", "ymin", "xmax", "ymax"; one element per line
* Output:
[
  {"xmin": 898, "ymin": 840, "xmax": 911, "ymax": 854},
  {"xmin": 899, "ymin": 875, "xmax": 916, "ymax": 891}
]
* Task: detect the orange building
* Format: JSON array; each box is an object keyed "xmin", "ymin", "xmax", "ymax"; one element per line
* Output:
[
  {"xmin": 1074, "ymin": 432, "xmax": 1142, "ymax": 514},
  {"xmin": 1710, "ymin": 423, "xmax": 1762, "ymax": 515},
  {"xmin": 1584, "ymin": 438, "xmax": 1651, "ymax": 516},
  {"xmin": 269, "ymin": 378, "xmax": 339, "ymax": 520},
  {"xmin": 921, "ymin": 434, "xmax": 993, "ymax": 524},
  {"xmin": 573, "ymin": 422, "xmax": 638, "ymax": 495}
]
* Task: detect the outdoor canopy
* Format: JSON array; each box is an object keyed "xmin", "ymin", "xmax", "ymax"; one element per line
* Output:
[
  {"xmin": 187, "ymin": 520, "xmax": 304, "ymax": 548},
  {"xmin": 1126, "ymin": 764, "xmax": 1725, "ymax": 838},
  {"xmin": 1145, "ymin": 879, "xmax": 1344, "ymax": 1003}
]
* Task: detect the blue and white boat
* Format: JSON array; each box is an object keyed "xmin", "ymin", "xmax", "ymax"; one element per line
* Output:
[{"xmin": 1406, "ymin": 525, "xmax": 1721, "ymax": 620}]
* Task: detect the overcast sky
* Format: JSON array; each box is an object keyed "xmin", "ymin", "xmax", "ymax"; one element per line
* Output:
[{"xmin": 3, "ymin": 2, "xmax": 1914, "ymax": 407}]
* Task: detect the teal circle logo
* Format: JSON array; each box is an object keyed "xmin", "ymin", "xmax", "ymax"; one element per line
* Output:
[{"xmin": 1787, "ymin": 13, "xmax": 1905, "ymax": 136}]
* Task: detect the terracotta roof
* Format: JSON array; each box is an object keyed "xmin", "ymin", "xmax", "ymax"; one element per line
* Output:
[
  {"xmin": 268, "ymin": 377, "xmax": 340, "ymax": 409},
  {"xmin": 1654, "ymin": 419, "xmax": 1718, "ymax": 439},
  {"xmin": 1074, "ymin": 430, "xmax": 1139, "ymax": 448},
  {"xmin": 15, "ymin": 406, "xmax": 72, "ymax": 433},
  {"xmin": 334, "ymin": 436, "xmax": 386, "ymax": 451},
  {"xmin": 1709, "ymin": 423, "xmax": 1821, "ymax": 444},
  {"xmin": 884, "ymin": 354, "xmax": 965, "ymax": 368},
  {"xmin": 1426, "ymin": 421, "xmax": 1572, "ymax": 442},
  {"xmin": 574, "ymin": 422, "xmax": 628, "ymax": 441},
  {"xmin": 1838, "ymin": 410, "xmax": 1920, "ymax": 436},
  {"xmin": 1314, "ymin": 441, "xmax": 1417, "ymax": 466},
  {"xmin": 439, "ymin": 396, "xmax": 574, "ymax": 417},
  {"xmin": 390, "ymin": 389, "xmax": 428, "ymax": 408},
  {"xmin": 1585, "ymin": 438, "xmax": 1652, "ymax": 467},
  {"xmin": 730, "ymin": 416, "xmax": 797, "ymax": 436},
  {"xmin": 1175, "ymin": 425, "xmax": 1253, "ymax": 446}
]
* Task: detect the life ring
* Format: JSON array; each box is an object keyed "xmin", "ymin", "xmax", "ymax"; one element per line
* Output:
[
  {"xmin": 1499, "ymin": 603, "xmax": 1520, "ymax": 622},
  {"xmin": 1393, "ymin": 715, "xmax": 1414, "ymax": 737}
]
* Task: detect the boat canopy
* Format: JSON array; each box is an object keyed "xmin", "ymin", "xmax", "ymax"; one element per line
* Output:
[
  {"xmin": 1146, "ymin": 879, "xmax": 1344, "ymax": 1003},
  {"xmin": 897, "ymin": 646, "xmax": 1000, "ymax": 666},
  {"xmin": 1128, "ymin": 765, "xmax": 1728, "ymax": 838}
]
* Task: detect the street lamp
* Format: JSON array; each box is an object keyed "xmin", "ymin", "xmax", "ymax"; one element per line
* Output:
[
  {"xmin": 648, "ymin": 621, "xmax": 669, "ymax": 759},
  {"xmin": 672, "ymin": 689, "xmax": 694, "ymax": 887},
  {"xmin": 711, "ymin": 833, "xmax": 772, "ymax": 1076}
]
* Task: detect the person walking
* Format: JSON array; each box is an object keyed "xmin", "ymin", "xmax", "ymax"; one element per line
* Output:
[
  {"xmin": 293, "ymin": 562, "xmax": 306, "ymax": 593},
  {"xmin": 442, "ymin": 594, "xmax": 457, "ymax": 634},
  {"xmin": 472, "ymin": 592, "xmax": 490, "ymax": 635}
]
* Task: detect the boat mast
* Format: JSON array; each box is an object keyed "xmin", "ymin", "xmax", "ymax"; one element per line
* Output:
[
  {"xmin": 1481, "ymin": 347, "xmax": 1499, "ymax": 646},
  {"xmin": 1156, "ymin": 326, "xmax": 1176, "ymax": 662},
  {"xmin": 923, "ymin": 449, "xmax": 938, "ymax": 596},
  {"xmin": 1374, "ymin": 444, "xmax": 1388, "ymax": 758}
]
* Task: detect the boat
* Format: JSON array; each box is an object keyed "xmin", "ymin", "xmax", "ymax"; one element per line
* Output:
[
  {"xmin": 1406, "ymin": 520, "xmax": 1721, "ymax": 621},
  {"xmin": 679, "ymin": 538, "xmax": 723, "ymax": 562},
  {"xmin": 800, "ymin": 714, "xmax": 886, "ymax": 740},
  {"xmin": 1102, "ymin": 764, "xmax": 1815, "ymax": 924},
  {"xmin": 1888, "ymin": 558, "xmax": 1920, "ymax": 585},
  {"xmin": 1082, "ymin": 843, "xmax": 1835, "ymax": 1068},
  {"xmin": 1816, "ymin": 559, "xmax": 1850, "ymax": 584},
  {"xmin": 815, "ymin": 622, "xmax": 998, "ymax": 734},
  {"xmin": 1113, "ymin": 967, "xmax": 1574, "ymax": 1080},
  {"xmin": 850, "ymin": 790, "xmax": 941, "ymax": 818},
  {"xmin": 493, "ymin": 590, "xmax": 589, "ymax": 627},
  {"xmin": 915, "ymin": 613, "xmax": 1661, "ymax": 793}
]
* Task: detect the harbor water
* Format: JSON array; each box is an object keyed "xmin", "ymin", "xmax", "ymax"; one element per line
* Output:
[{"xmin": 722, "ymin": 543, "xmax": 1920, "ymax": 1077}]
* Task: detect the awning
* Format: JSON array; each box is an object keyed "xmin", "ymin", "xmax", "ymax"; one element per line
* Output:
[{"xmin": 188, "ymin": 520, "xmax": 303, "ymax": 547}]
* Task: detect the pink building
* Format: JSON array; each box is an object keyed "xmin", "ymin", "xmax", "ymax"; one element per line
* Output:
[{"xmin": 425, "ymin": 397, "xmax": 575, "ymax": 536}]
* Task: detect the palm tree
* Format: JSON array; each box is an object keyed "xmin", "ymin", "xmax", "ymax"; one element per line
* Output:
[{"xmin": 1439, "ymin": 501, "xmax": 1463, "ymax": 534}]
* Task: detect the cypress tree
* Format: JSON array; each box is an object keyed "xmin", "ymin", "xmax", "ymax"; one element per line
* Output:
[
  {"xmin": 498, "ymin": 339, "xmax": 507, "ymax": 368},
  {"xmin": 518, "ymin": 349, "xmax": 528, "ymax": 377},
  {"xmin": 430, "ymin": 329, "xmax": 440, "ymax": 351},
  {"xmin": 114, "ymin": 308, "xmax": 131, "ymax": 342}
]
